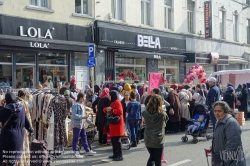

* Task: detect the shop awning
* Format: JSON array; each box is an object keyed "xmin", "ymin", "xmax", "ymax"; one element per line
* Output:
[
  {"xmin": 213, "ymin": 69, "xmax": 250, "ymax": 76},
  {"xmin": 117, "ymin": 50, "xmax": 186, "ymax": 60},
  {"xmin": 228, "ymin": 56, "xmax": 248, "ymax": 64}
]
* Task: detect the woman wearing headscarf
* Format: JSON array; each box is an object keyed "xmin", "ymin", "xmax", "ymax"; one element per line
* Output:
[
  {"xmin": 238, "ymin": 84, "xmax": 248, "ymax": 121},
  {"xmin": 94, "ymin": 85, "xmax": 101, "ymax": 96},
  {"xmin": 85, "ymin": 89, "xmax": 97, "ymax": 107},
  {"xmin": 222, "ymin": 86, "xmax": 237, "ymax": 111},
  {"xmin": 179, "ymin": 89, "xmax": 191, "ymax": 131},
  {"xmin": 92, "ymin": 88, "xmax": 110, "ymax": 145},
  {"xmin": 84, "ymin": 85, "xmax": 91, "ymax": 94},
  {"xmin": 159, "ymin": 85, "xmax": 169, "ymax": 102},
  {"xmin": 0, "ymin": 92, "xmax": 33, "ymax": 166},
  {"xmin": 168, "ymin": 88, "xmax": 181, "ymax": 133},
  {"xmin": 103, "ymin": 91, "xmax": 124, "ymax": 161}
]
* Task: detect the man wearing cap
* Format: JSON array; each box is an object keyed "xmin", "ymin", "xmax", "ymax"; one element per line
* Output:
[
  {"xmin": 206, "ymin": 77, "xmax": 220, "ymax": 131},
  {"xmin": 60, "ymin": 82, "xmax": 76, "ymax": 100}
]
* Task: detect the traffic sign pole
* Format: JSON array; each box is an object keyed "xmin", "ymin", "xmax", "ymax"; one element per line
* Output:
[{"xmin": 88, "ymin": 44, "xmax": 96, "ymax": 88}]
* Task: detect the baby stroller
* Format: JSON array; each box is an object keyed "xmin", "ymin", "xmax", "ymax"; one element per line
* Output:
[{"xmin": 181, "ymin": 105, "xmax": 210, "ymax": 144}]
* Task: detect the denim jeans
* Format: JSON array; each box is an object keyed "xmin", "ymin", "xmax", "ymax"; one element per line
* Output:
[
  {"xmin": 128, "ymin": 120, "xmax": 139, "ymax": 142},
  {"xmin": 209, "ymin": 108, "xmax": 217, "ymax": 132},
  {"xmin": 72, "ymin": 127, "xmax": 90, "ymax": 153}
]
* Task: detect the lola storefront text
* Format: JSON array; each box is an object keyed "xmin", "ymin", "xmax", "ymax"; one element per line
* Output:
[{"xmin": 0, "ymin": 15, "xmax": 92, "ymax": 89}]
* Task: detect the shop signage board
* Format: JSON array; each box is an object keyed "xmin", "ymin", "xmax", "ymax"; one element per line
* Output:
[
  {"xmin": 87, "ymin": 58, "xmax": 96, "ymax": 67},
  {"xmin": 204, "ymin": 1, "xmax": 212, "ymax": 39},
  {"xmin": 88, "ymin": 44, "xmax": 95, "ymax": 57},
  {"xmin": 97, "ymin": 24, "xmax": 186, "ymax": 53},
  {"xmin": 20, "ymin": 26, "xmax": 54, "ymax": 39}
]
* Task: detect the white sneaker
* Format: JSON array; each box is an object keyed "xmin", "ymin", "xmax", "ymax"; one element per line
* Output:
[
  {"xmin": 85, "ymin": 150, "xmax": 96, "ymax": 156},
  {"xmin": 74, "ymin": 153, "xmax": 84, "ymax": 158}
]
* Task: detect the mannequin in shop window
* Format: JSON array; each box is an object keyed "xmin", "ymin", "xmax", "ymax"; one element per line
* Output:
[{"xmin": 0, "ymin": 77, "xmax": 10, "ymax": 87}]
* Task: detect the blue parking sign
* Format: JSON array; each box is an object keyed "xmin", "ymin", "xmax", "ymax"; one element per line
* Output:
[
  {"xmin": 88, "ymin": 44, "xmax": 95, "ymax": 57},
  {"xmin": 87, "ymin": 58, "xmax": 96, "ymax": 67}
]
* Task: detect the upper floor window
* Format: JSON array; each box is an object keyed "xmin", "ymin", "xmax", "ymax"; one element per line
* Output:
[
  {"xmin": 219, "ymin": 10, "xmax": 226, "ymax": 39},
  {"xmin": 141, "ymin": 0, "xmax": 151, "ymax": 26},
  {"xmin": 164, "ymin": 0, "xmax": 173, "ymax": 30},
  {"xmin": 233, "ymin": 14, "xmax": 238, "ymax": 42},
  {"xmin": 111, "ymin": 0, "xmax": 124, "ymax": 21},
  {"xmin": 30, "ymin": 0, "xmax": 49, "ymax": 8},
  {"xmin": 247, "ymin": 19, "xmax": 250, "ymax": 44},
  {"xmin": 187, "ymin": 0, "xmax": 195, "ymax": 33},
  {"xmin": 75, "ymin": 0, "xmax": 91, "ymax": 15},
  {"xmin": 246, "ymin": 0, "xmax": 250, "ymax": 5}
]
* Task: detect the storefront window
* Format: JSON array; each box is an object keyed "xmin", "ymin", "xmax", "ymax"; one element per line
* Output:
[
  {"xmin": 116, "ymin": 57, "xmax": 134, "ymax": 64},
  {"xmin": 39, "ymin": 52, "xmax": 68, "ymax": 65},
  {"xmin": 0, "ymin": 52, "xmax": 12, "ymax": 63},
  {"xmin": 0, "ymin": 64, "xmax": 12, "ymax": 87},
  {"xmin": 75, "ymin": 52, "xmax": 88, "ymax": 66},
  {"xmin": 16, "ymin": 53, "xmax": 35, "ymax": 63},
  {"xmin": 166, "ymin": 68, "xmax": 178, "ymax": 83},
  {"xmin": 158, "ymin": 59, "xmax": 164, "ymax": 66},
  {"xmin": 115, "ymin": 66, "xmax": 146, "ymax": 83},
  {"xmin": 16, "ymin": 65, "xmax": 34, "ymax": 88},
  {"xmin": 165, "ymin": 60, "xmax": 178, "ymax": 66},
  {"xmin": 134, "ymin": 58, "xmax": 146, "ymax": 65},
  {"xmin": 39, "ymin": 66, "xmax": 68, "ymax": 89},
  {"xmin": 39, "ymin": 52, "xmax": 68, "ymax": 89}
]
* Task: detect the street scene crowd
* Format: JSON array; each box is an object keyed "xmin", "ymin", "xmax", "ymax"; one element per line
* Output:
[{"xmin": 0, "ymin": 76, "xmax": 249, "ymax": 166}]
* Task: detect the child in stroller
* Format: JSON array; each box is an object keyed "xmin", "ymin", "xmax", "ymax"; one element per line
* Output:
[
  {"xmin": 181, "ymin": 105, "xmax": 210, "ymax": 144},
  {"xmin": 187, "ymin": 115, "xmax": 204, "ymax": 134}
]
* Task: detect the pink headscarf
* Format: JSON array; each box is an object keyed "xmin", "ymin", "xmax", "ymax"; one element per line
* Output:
[{"xmin": 100, "ymin": 88, "xmax": 110, "ymax": 98}]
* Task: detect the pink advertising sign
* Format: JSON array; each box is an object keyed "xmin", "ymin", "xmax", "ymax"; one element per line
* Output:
[{"xmin": 148, "ymin": 73, "xmax": 163, "ymax": 95}]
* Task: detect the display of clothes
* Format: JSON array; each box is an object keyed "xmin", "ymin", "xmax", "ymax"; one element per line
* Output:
[
  {"xmin": 30, "ymin": 90, "xmax": 70, "ymax": 151},
  {"xmin": 47, "ymin": 95, "xmax": 68, "ymax": 150}
]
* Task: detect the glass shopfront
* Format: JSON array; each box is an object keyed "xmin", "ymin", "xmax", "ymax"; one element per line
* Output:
[
  {"xmin": 115, "ymin": 56, "xmax": 146, "ymax": 83},
  {"xmin": 158, "ymin": 59, "xmax": 179, "ymax": 84},
  {"xmin": 39, "ymin": 52, "xmax": 68, "ymax": 88}
]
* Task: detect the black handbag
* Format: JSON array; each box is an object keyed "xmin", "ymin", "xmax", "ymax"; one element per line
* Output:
[{"xmin": 106, "ymin": 114, "xmax": 120, "ymax": 124}]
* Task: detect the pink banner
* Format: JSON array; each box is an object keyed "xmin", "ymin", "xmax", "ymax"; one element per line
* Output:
[{"xmin": 148, "ymin": 73, "xmax": 162, "ymax": 95}]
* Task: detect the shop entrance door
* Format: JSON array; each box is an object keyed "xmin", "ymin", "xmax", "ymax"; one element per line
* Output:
[
  {"xmin": 17, "ymin": 66, "xmax": 34, "ymax": 88},
  {"xmin": 75, "ymin": 67, "xmax": 89, "ymax": 90}
]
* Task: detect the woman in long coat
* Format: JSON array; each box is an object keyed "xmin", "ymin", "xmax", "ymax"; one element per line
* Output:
[
  {"xmin": 168, "ymin": 88, "xmax": 181, "ymax": 133},
  {"xmin": 92, "ymin": 88, "xmax": 110, "ymax": 145},
  {"xmin": 0, "ymin": 92, "xmax": 33, "ymax": 165},
  {"xmin": 238, "ymin": 84, "xmax": 248, "ymax": 121},
  {"xmin": 179, "ymin": 89, "xmax": 191, "ymax": 131}
]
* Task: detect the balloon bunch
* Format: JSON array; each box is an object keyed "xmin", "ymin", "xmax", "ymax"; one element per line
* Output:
[{"xmin": 184, "ymin": 64, "xmax": 207, "ymax": 84}]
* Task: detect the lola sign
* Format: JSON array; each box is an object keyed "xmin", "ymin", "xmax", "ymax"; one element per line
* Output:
[
  {"xmin": 20, "ymin": 26, "xmax": 54, "ymax": 39},
  {"xmin": 30, "ymin": 42, "xmax": 49, "ymax": 49},
  {"xmin": 137, "ymin": 34, "xmax": 161, "ymax": 49}
]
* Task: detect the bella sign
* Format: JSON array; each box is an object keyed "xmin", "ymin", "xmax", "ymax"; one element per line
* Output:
[
  {"xmin": 137, "ymin": 35, "xmax": 161, "ymax": 49},
  {"xmin": 20, "ymin": 26, "xmax": 54, "ymax": 39}
]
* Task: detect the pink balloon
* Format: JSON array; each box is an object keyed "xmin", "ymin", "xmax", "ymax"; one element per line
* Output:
[
  {"xmin": 187, "ymin": 78, "xmax": 190, "ymax": 82},
  {"xmin": 203, "ymin": 73, "xmax": 206, "ymax": 77},
  {"xmin": 190, "ymin": 81, "xmax": 193, "ymax": 84},
  {"xmin": 190, "ymin": 73, "xmax": 194, "ymax": 77},
  {"xmin": 186, "ymin": 75, "xmax": 190, "ymax": 79},
  {"xmin": 184, "ymin": 79, "xmax": 187, "ymax": 82}
]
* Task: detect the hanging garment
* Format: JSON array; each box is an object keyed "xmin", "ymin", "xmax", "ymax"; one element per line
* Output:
[
  {"xmin": 46, "ymin": 111, "xmax": 55, "ymax": 151},
  {"xmin": 47, "ymin": 95, "xmax": 68, "ymax": 150}
]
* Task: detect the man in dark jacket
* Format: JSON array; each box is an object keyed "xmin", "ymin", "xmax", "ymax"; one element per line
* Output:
[
  {"xmin": 0, "ymin": 92, "xmax": 33, "ymax": 165},
  {"xmin": 206, "ymin": 77, "xmax": 220, "ymax": 131},
  {"xmin": 60, "ymin": 82, "xmax": 76, "ymax": 100},
  {"xmin": 238, "ymin": 84, "xmax": 249, "ymax": 121},
  {"xmin": 222, "ymin": 86, "xmax": 237, "ymax": 110}
]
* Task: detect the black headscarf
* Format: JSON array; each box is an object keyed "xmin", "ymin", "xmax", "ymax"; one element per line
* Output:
[
  {"xmin": 5, "ymin": 92, "xmax": 17, "ymax": 104},
  {"xmin": 109, "ymin": 90, "xmax": 118, "ymax": 102}
]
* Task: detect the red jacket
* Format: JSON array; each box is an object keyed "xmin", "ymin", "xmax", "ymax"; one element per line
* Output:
[{"xmin": 103, "ymin": 100, "xmax": 124, "ymax": 137}]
